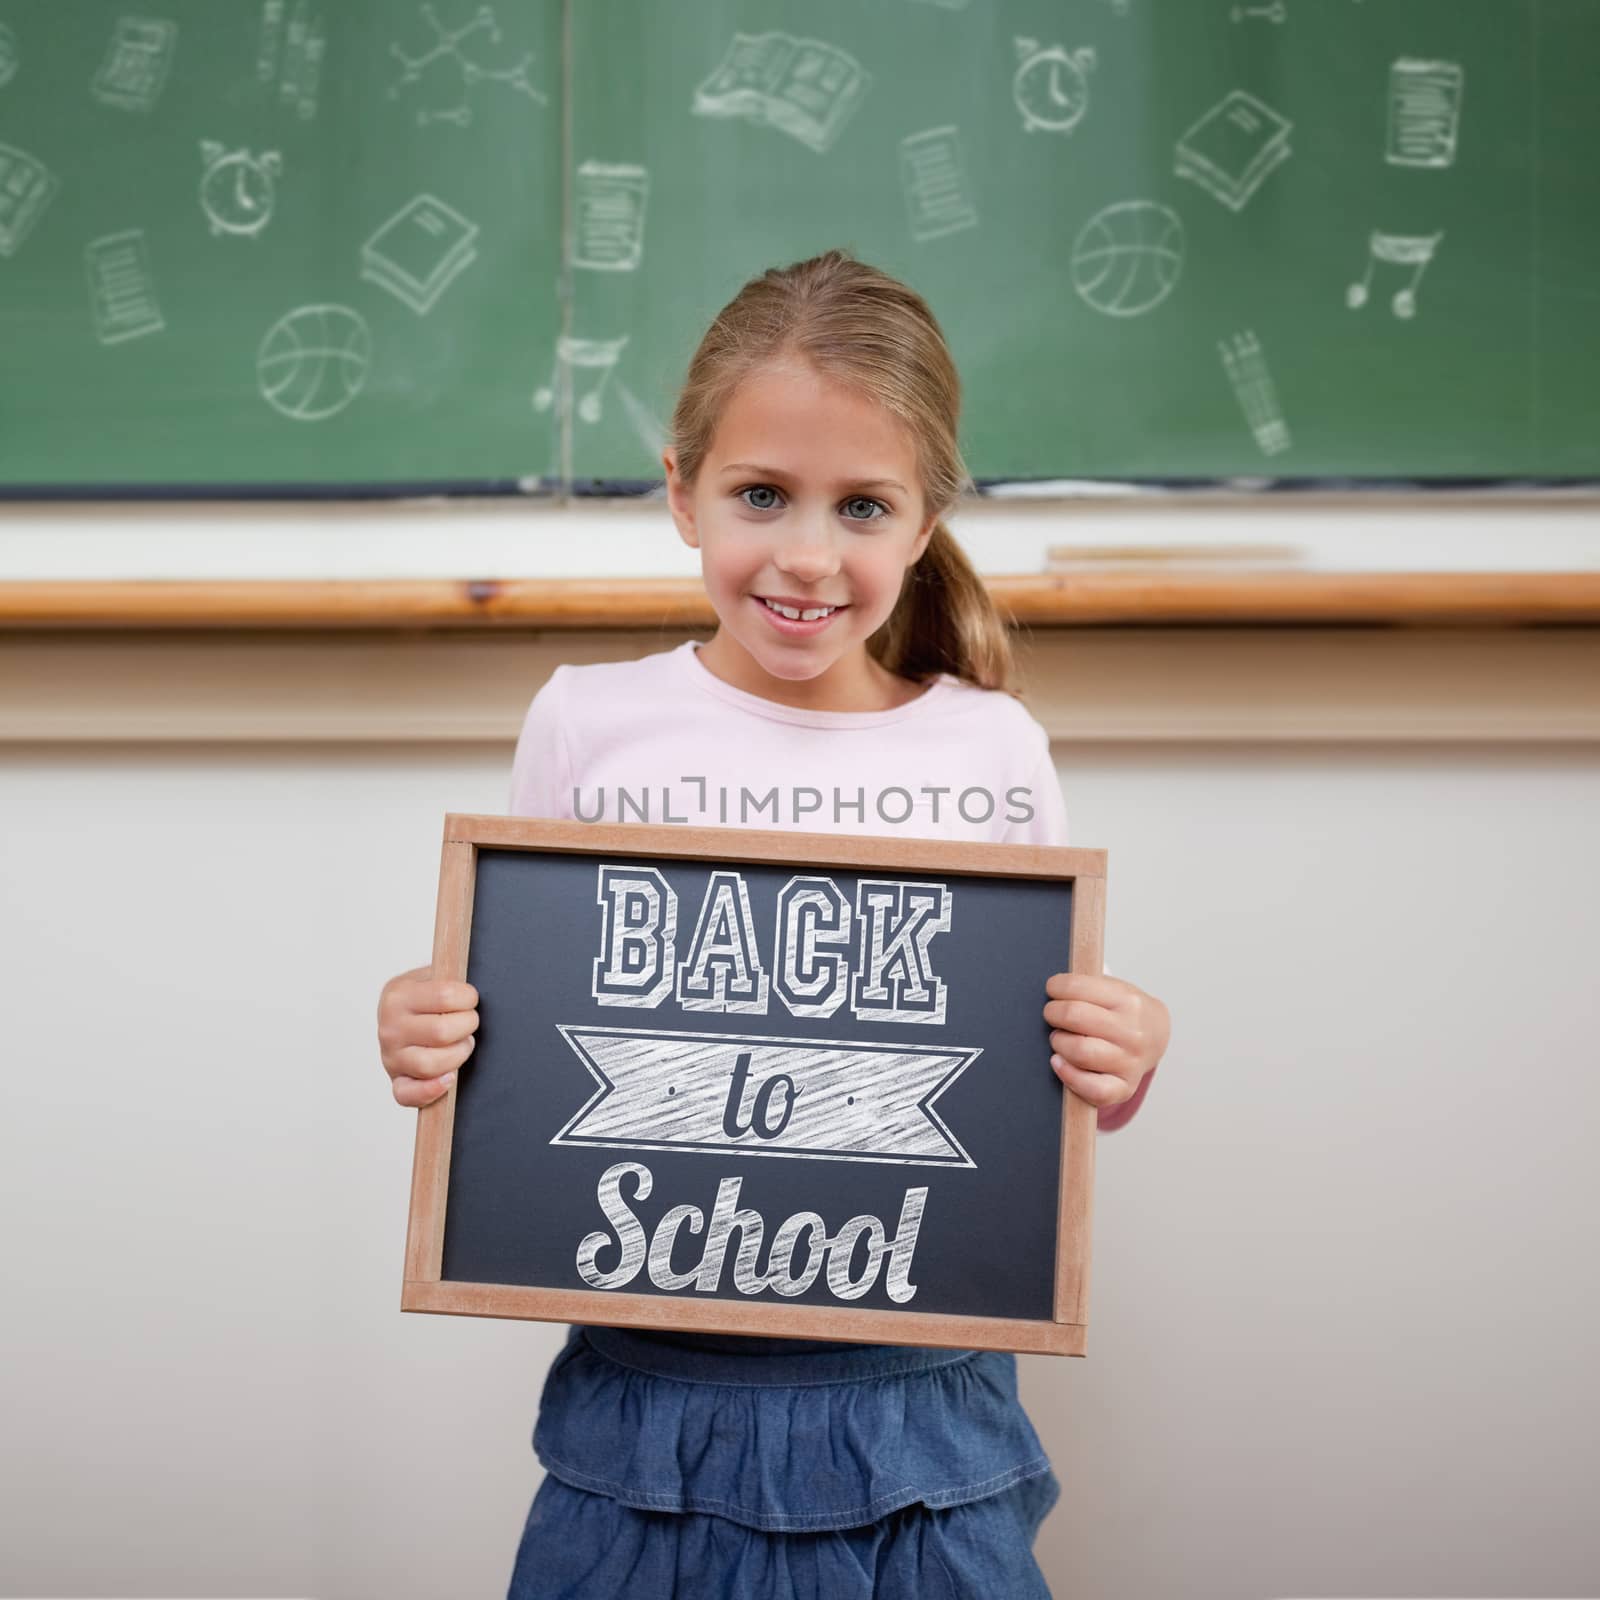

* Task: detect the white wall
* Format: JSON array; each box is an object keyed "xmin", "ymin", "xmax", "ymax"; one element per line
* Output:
[{"xmin": 3, "ymin": 727, "xmax": 1597, "ymax": 1598}]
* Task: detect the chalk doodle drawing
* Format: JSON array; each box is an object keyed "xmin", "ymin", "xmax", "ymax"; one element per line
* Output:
[
  {"xmin": 85, "ymin": 230, "xmax": 164, "ymax": 344},
  {"xmin": 908, "ymin": 0, "xmax": 969, "ymax": 10},
  {"xmin": 257, "ymin": 304, "xmax": 371, "ymax": 422},
  {"xmin": 388, "ymin": 4, "xmax": 545, "ymax": 128},
  {"xmin": 531, "ymin": 338, "xmax": 663, "ymax": 459},
  {"xmin": 0, "ymin": 22, "xmax": 19, "ymax": 89},
  {"xmin": 361, "ymin": 193, "xmax": 479, "ymax": 314},
  {"xmin": 1219, "ymin": 331, "xmax": 1291, "ymax": 456},
  {"xmin": 257, "ymin": 0, "xmax": 326, "ymax": 121},
  {"xmin": 534, "ymin": 334, "xmax": 629, "ymax": 425},
  {"xmin": 257, "ymin": 1, "xmax": 284, "ymax": 81},
  {"xmin": 1071, "ymin": 200, "xmax": 1185, "ymax": 317},
  {"xmin": 1176, "ymin": 90, "xmax": 1292, "ymax": 211},
  {"xmin": 1386, "ymin": 59, "xmax": 1463, "ymax": 169},
  {"xmin": 0, "ymin": 142, "xmax": 55, "ymax": 257},
  {"xmin": 1345, "ymin": 229, "xmax": 1443, "ymax": 319},
  {"xmin": 199, "ymin": 142, "xmax": 281, "ymax": 238},
  {"xmin": 693, "ymin": 32, "xmax": 870, "ymax": 155},
  {"xmin": 899, "ymin": 126, "xmax": 978, "ymax": 242},
  {"xmin": 1231, "ymin": 1, "xmax": 1286, "ymax": 21},
  {"xmin": 554, "ymin": 1028, "xmax": 976, "ymax": 1169},
  {"xmin": 92, "ymin": 16, "xmax": 177, "ymax": 111},
  {"xmin": 573, "ymin": 162, "xmax": 649, "ymax": 271},
  {"xmin": 1012, "ymin": 38, "xmax": 1096, "ymax": 135}
]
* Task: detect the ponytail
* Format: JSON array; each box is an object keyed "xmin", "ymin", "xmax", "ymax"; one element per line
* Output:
[{"xmin": 869, "ymin": 518, "xmax": 1018, "ymax": 697}]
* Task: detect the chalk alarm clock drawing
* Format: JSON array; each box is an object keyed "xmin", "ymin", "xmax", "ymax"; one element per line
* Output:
[{"xmin": 402, "ymin": 816, "xmax": 1108, "ymax": 1356}]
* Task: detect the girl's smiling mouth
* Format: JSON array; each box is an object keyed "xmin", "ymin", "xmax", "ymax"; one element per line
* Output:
[{"xmin": 754, "ymin": 594, "xmax": 849, "ymax": 634}]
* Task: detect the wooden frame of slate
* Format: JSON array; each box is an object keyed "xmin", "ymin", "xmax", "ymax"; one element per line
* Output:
[{"xmin": 402, "ymin": 813, "xmax": 1107, "ymax": 1357}]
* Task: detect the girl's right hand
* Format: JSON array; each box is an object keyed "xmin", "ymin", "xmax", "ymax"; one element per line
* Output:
[{"xmin": 377, "ymin": 963, "xmax": 479, "ymax": 1107}]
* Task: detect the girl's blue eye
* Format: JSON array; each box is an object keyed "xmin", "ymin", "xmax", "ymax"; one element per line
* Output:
[
  {"xmin": 736, "ymin": 486, "xmax": 888, "ymax": 521},
  {"xmin": 842, "ymin": 496, "xmax": 886, "ymax": 522}
]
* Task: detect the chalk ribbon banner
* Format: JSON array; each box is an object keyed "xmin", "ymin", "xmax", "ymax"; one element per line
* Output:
[{"xmin": 402, "ymin": 815, "xmax": 1107, "ymax": 1357}]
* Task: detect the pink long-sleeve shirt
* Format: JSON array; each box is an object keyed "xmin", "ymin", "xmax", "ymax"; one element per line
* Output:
[{"xmin": 508, "ymin": 638, "xmax": 1156, "ymax": 1131}]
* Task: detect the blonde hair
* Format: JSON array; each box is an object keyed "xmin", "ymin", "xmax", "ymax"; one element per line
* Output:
[{"xmin": 668, "ymin": 248, "xmax": 1018, "ymax": 697}]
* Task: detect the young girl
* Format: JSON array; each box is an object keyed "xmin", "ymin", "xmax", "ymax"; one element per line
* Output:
[{"xmin": 377, "ymin": 249, "xmax": 1169, "ymax": 1598}]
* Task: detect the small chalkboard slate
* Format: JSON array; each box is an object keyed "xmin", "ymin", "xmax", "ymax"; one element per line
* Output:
[{"xmin": 401, "ymin": 815, "xmax": 1107, "ymax": 1356}]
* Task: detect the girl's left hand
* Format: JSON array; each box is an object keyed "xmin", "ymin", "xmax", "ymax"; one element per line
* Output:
[{"xmin": 1042, "ymin": 972, "xmax": 1169, "ymax": 1107}]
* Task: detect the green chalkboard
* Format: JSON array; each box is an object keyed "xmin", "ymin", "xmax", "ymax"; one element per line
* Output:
[
  {"xmin": 569, "ymin": 0, "xmax": 1599, "ymax": 486},
  {"xmin": 0, "ymin": 0, "xmax": 1595, "ymax": 492},
  {"xmin": 0, "ymin": 0, "xmax": 561, "ymax": 490}
]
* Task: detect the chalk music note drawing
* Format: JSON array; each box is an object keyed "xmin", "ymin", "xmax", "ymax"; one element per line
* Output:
[
  {"xmin": 1345, "ymin": 230, "xmax": 1443, "ymax": 319},
  {"xmin": 534, "ymin": 334, "xmax": 630, "ymax": 425}
]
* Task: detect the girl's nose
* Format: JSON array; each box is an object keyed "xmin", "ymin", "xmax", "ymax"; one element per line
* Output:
[{"xmin": 774, "ymin": 521, "xmax": 841, "ymax": 583}]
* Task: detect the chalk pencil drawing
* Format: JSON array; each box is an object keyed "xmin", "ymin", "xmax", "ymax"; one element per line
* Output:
[
  {"xmin": 573, "ymin": 162, "xmax": 649, "ymax": 271},
  {"xmin": 899, "ymin": 126, "xmax": 978, "ymax": 242},
  {"xmin": 693, "ymin": 31, "xmax": 870, "ymax": 154},
  {"xmin": 257, "ymin": 304, "xmax": 371, "ymax": 422},
  {"xmin": 92, "ymin": 16, "xmax": 177, "ymax": 111},
  {"xmin": 388, "ymin": 3, "xmax": 546, "ymax": 128},
  {"xmin": 1219, "ymin": 330, "xmax": 1292, "ymax": 456},
  {"xmin": 255, "ymin": 0, "xmax": 326, "ymax": 120},
  {"xmin": 1345, "ymin": 229, "xmax": 1443, "ymax": 319},
  {"xmin": 1386, "ymin": 58, "xmax": 1463, "ymax": 169},
  {"xmin": 85, "ymin": 230, "xmax": 164, "ymax": 343},
  {"xmin": 533, "ymin": 334, "xmax": 631, "ymax": 425},
  {"xmin": 1012, "ymin": 37, "xmax": 1096, "ymax": 135},
  {"xmin": 1175, "ymin": 89, "xmax": 1292, "ymax": 211},
  {"xmin": 0, "ymin": 22, "xmax": 20, "ymax": 89},
  {"xmin": 0, "ymin": 142, "xmax": 57, "ymax": 257},
  {"xmin": 199, "ymin": 142, "xmax": 281, "ymax": 238},
  {"xmin": 1071, "ymin": 200, "xmax": 1185, "ymax": 317},
  {"xmin": 256, "ymin": 1, "xmax": 284, "ymax": 82},
  {"xmin": 360, "ymin": 193, "xmax": 479, "ymax": 315}
]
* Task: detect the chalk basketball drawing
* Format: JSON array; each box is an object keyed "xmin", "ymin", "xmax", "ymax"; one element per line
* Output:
[
  {"xmin": 257, "ymin": 304, "xmax": 371, "ymax": 421},
  {"xmin": 1071, "ymin": 201, "xmax": 1186, "ymax": 317}
]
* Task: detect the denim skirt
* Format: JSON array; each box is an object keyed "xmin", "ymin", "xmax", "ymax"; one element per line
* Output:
[{"xmin": 505, "ymin": 1324, "xmax": 1061, "ymax": 1598}]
